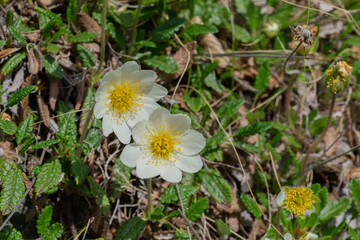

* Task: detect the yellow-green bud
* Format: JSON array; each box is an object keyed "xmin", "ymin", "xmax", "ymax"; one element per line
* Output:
[
  {"xmin": 324, "ymin": 61, "xmax": 353, "ymax": 95},
  {"xmin": 264, "ymin": 21, "xmax": 280, "ymax": 39}
]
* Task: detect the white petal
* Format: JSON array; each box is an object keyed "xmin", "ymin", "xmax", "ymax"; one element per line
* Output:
[
  {"xmin": 120, "ymin": 61, "xmax": 140, "ymax": 79},
  {"xmin": 178, "ymin": 130, "xmax": 206, "ymax": 155},
  {"xmin": 142, "ymin": 99, "xmax": 161, "ymax": 115},
  {"xmin": 102, "ymin": 112, "xmax": 114, "ymax": 136},
  {"xmin": 160, "ymin": 165, "xmax": 182, "ymax": 183},
  {"xmin": 136, "ymin": 157, "xmax": 162, "ymax": 179},
  {"xmin": 126, "ymin": 108, "xmax": 149, "ymax": 128},
  {"xmin": 167, "ymin": 113, "xmax": 191, "ymax": 135},
  {"xmin": 95, "ymin": 84, "xmax": 111, "ymax": 101},
  {"xmin": 144, "ymin": 84, "xmax": 168, "ymax": 101},
  {"xmin": 93, "ymin": 101, "xmax": 107, "ymax": 119},
  {"xmin": 100, "ymin": 69, "xmax": 122, "ymax": 86},
  {"xmin": 174, "ymin": 154, "xmax": 203, "ymax": 173},
  {"xmin": 130, "ymin": 70, "xmax": 157, "ymax": 84},
  {"xmin": 113, "ymin": 122, "xmax": 131, "ymax": 144},
  {"xmin": 148, "ymin": 108, "xmax": 170, "ymax": 129},
  {"xmin": 132, "ymin": 120, "xmax": 147, "ymax": 143},
  {"xmin": 120, "ymin": 143, "xmax": 142, "ymax": 168}
]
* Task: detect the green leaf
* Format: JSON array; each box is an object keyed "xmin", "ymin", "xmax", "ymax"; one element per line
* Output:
[
  {"xmin": 82, "ymin": 128, "xmax": 101, "ymax": 155},
  {"xmin": 0, "ymin": 40, "xmax": 5, "ymax": 49},
  {"xmin": 114, "ymin": 216, "xmax": 145, "ymax": 240},
  {"xmin": 0, "ymin": 167, "xmax": 25, "ymax": 215},
  {"xmin": 350, "ymin": 178, "xmax": 360, "ymax": 212},
  {"xmin": 89, "ymin": 177, "xmax": 110, "ymax": 215},
  {"xmin": 0, "ymin": 226, "xmax": 23, "ymax": 240},
  {"xmin": 186, "ymin": 198, "xmax": 208, "ymax": 221},
  {"xmin": 55, "ymin": 101, "xmax": 78, "ymax": 150},
  {"xmin": 71, "ymin": 160, "xmax": 90, "ymax": 185},
  {"xmin": 39, "ymin": 12, "xmax": 62, "ymax": 38},
  {"xmin": 43, "ymin": 222, "xmax": 63, "ymax": 240},
  {"xmin": 134, "ymin": 40, "xmax": 157, "ymax": 48},
  {"xmin": 16, "ymin": 115, "xmax": 34, "ymax": 145},
  {"xmin": 45, "ymin": 43, "xmax": 59, "ymax": 54},
  {"xmin": 319, "ymin": 198, "xmax": 351, "ymax": 222},
  {"xmin": 254, "ymin": 61, "xmax": 270, "ymax": 93},
  {"xmin": 113, "ymin": 158, "xmax": 132, "ymax": 198},
  {"xmin": 0, "ymin": 120, "xmax": 17, "ymax": 135},
  {"xmin": 143, "ymin": 55, "xmax": 179, "ymax": 74},
  {"xmin": 161, "ymin": 184, "xmax": 197, "ymax": 207},
  {"xmin": 77, "ymin": 44, "xmax": 96, "ymax": 69},
  {"xmin": 224, "ymin": 23, "xmax": 252, "ymax": 43},
  {"xmin": 66, "ymin": 0, "xmax": 77, "ymax": 23},
  {"xmin": 151, "ymin": 17, "xmax": 185, "ymax": 41},
  {"xmin": 110, "ymin": 11, "xmax": 135, "ymax": 28},
  {"xmin": 235, "ymin": 122, "xmax": 273, "ymax": 138},
  {"xmin": 183, "ymin": 95, "xmax": 205, "ymax": 112},
  {"xmin": 311, "ymin": 183, "xmax": 328, "ymax": 213},
  {"xmin": 0, "ymin": 52, "xmax": 26, "ymax": 75},
  {"xmin": 183, "ymin": 24, "xmax": 218, "ymax": 38},
  {"xmin": 52, "ymin": 28, "xmax": 69, "ymax": 41},
  {"xmin": 309, "ymin": 116, "xmax": 334, "ymax": 136},
  {"xmin": 18, "ymin": 136, "xmax": 35, "ymax": 154},
  {"xmin": 32, "ymin": 139, "xmax": 60, "ymax": 150},
  {"xmin": 107, "ymin": 22, "xmax": 126, "ymax": 50},
  {"xmin": 198, "ymin": 169, "xmax": 232, "ymax": 203},
  {"xmin": 215, "ymin": 219, "xmax": 231, "ymax": 237},
  {"xmin": 35, "ymin": 159, "xmax": 62, "ymax": 195},
  {"xmin": 216, "ymin": 99, "xmax": 245, "ymax": 127},
  {"xmin": 37, "ymin": 205, "xmax": 53, "ymax": 235},
  {"xmin": 80, "ymin": 88, "xmax": 95, "ymax": 131},
  {"xmin": 240, "ymin": 193, "xmax": 262, "ymax": 219},
  {"xmin": 175, "ymin": 229, "xmax": 189, "ymax": 239},
  {"xmin": 349, "ymin": 227, "xmax": 360, "ymax": 240},
  {"xmin": 8, "ymin": 17, "xmax": 26, "ymax": 45},
  {"xmin": 43, "ymin": 55, "xmax": 63, "ymax": 79},
  {"xmin": 68, "ymin": 32, "xmax": 98, "ymax": 43},
  {"xmin": 6, "ymin": 85, "xmax": 36, "ymax": 108}
]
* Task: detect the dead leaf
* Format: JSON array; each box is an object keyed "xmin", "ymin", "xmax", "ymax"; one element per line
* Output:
[
  {"xmin": 49, "ymin": 79, "xmax": 59, "ymax": 111},
  {"xmin": 324, "ymin": 127, "xmax": 339, "ymax": 157},
  {"xmin": 75, "ymin": 79, "xmax": 86, "ymax": 110},
  {"xmin": 8, "ymin": 66, "xmax": 24, "ymax": 92},
  {"xmin": 18, "ymin": 75, "xmax": 32, "ymax": 122},
  {"xmin": 0, "ymin": 141, "xmax": 15, "ymax": 158},
  {"xmin": 23, "ymin": 30, "xmax": 41, "ymax": 43},
  {"xmin": 247, "ymin": 219, "xmax": 266, "ymax": 240},
  {"xmin": 34, "ymin": 46, "xmax": 44, "ymax": 71},
  {"xmin": 76, "ymin": 13, "xmax": 101, "ymax": 43},
  {"xmin": 172, "ymin": 41, "xmax": 197, "ymax": 79},
  {"xmin": 27, "ymin": 47, "xmax": 40, "ymax": 75},
  {"xmin": 36, "ymin": 94, "xmax": 51, "ymax": 128},
  {"xmin": 0, "ymin": 48, "xmax": 19, "ymax": 59}
]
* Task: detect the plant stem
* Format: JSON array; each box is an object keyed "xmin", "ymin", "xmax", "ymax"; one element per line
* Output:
[
  {"xmin": 146, "ymin": 178, "xmax": 152, "ymax": 213},
  {"xmin": 75, "ymin": 106, "xmax": 94, "ymax": 162},
  {"xmin": 300, "ymin": 94, "xmax": 336, "ymax": 185},
  {"xmin": 128, "ymin": 0, "xmax": 143, "ymax": 56},
  {"xmin": 94, "ymin": 0, "xmax": 107, "ymax": 79}
]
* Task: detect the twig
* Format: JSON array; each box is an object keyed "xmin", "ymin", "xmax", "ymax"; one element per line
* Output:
[
  {"xmin": 175, "ymin": 183, "xmax": 193, "ymax": 240},
  {"xmin": 128, "ymin": 0, "xmax": 143, "ymax": 56},
  {"xmin": 269, "ymin": 151, "xmax": 281, "ymax": 190},
  {"xmin": 146, "ymin": 179, "xmax": 152, "ymax": 213},
  {"xmin": 0, "ymin": 177, "xmax": 36, "ymax": 231},
  {"xmin": 300, "ymin": 94, "xmax": 336, "ymax": 185},
  {"xmin": 284, "ymin": 42, "xmax": 302, "ymax": 75},
  {"xmin": 94, "ymin": 0, "xmax": 107, "ymax": 79}
]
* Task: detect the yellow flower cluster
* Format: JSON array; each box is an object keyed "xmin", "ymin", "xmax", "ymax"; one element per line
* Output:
[
  {"xmin": 324, "ymin": 61, "xmax": 353, "ymax": 95},
  {"xmin": 282, "ymin": 186, "xmax": 319, "ymax": 218}
]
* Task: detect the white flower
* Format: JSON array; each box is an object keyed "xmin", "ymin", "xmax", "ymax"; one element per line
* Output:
[
  {"xmin": 120, "ymin": 108, "xmax": 206, "ymax": 183},
  {"xmin": 93, "ymin": 61, "xmax": 167, "ymax": 144}
]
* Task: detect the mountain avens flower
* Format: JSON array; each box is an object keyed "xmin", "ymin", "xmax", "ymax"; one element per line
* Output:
[
  {"xmin": 325, "ymin": 61, "xmax": 353, "ymax": 95},
  {"xmin": 120, "ymin": 108, "xmax": 206, "ymax": 183},
  {"xmin": 93, "ymin": 61, "xmax": 167, "ymax": 144},
  {"xmin": 274, "ymin": 186, "xmax": 320, "ymax": 219}
]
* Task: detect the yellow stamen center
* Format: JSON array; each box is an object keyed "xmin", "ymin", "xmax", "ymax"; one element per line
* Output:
[
  {"xmin": 284, "ymin": 187, "xmax": 316, "ymax": 217},
  {"xmin": 142, "ymin": 125, "xmax": 182, "ymax": 165},
  {"xmin": 108, "ymin": 81, "xmax": 143, "ymax": 119}
]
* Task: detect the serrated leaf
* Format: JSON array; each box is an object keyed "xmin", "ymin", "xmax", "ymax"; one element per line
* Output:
[
  {"xmin": 235, "ymin": 122, "xmax": 273, "ymax": 138},
  {"xmin": 71, "ymin": 160, "xmax": 90, "ymax": 185},
  {"xmin": 215, "ymin": 219, "xmax": 231, "ymax": 236},
  {"xmin": 39, "ymin": 12, "xmax": 62, "ymax": 38},
  {"xmin": 6, "ymin": 85, "xmax": 36, "ymax": 108},
  {"xmin": 151, "ymin": 17, "xmax": 185, "ymax": 41},
  {"xmin": 35, "ymin": 159, "xmax": 62, "ymax": 195},
  {"xmin": 240, "ymin": 193, "xmax": 262, "ymax": 219},
  {"xmin": 311, "ymin": 183, "xmax": 328, "ymax": 213},
  {"xmin": 161, "ymin": 184, "xmax": 197, "ymax": 207},
  {"xmin": 52, "ymin": 28, "xmax": 68, "ymax": 41},
  {"xmin": 16, "ymin": 115, "xmax": 34, "ymax": 145},
  {"xmin": 113, "ymin": 158, "xmax": 132, "ymax": 198},
  {"xmin": 254, "ymin": 61, "xmax": 270, "ymax": 94},
  {"xmin": 82, "ymin": 128, "xmax": 101, "ymax": 155},
  {"xmin": 55, "ymin": 101, "xmax": 78, "ymax": 150},
  {"xmin": 134, "ymin": 40, "xmax": 157, "ymax": 48},
  {"xmin": 8, "ymin": 17, "xmax": 26, "ymax": 45},
  {"xmin": 77, "ymin": 44, "xmax": 96, "ymax": 69},
  {"xmin": 186, "ymin": 198, "xmax": 208, "ymax": 221},
  {"xmin": 43, "ymin": 222, "xmax": 63, "ymax": 240},
  {"xmin": 66, "ymin": 0, "xmax": 77, "ymax": 23},
  {"xmin": 0, "ymin": 120, "xmax": 17, "ymax": 135},
  {"xmin": 114, "ymin": 216, "xmax": 145, "ymax": 240},
  {"xmin": 319, "ymin": 198, "xmax": 351, "ymax": 222},
  {"xmin": 45, "ymin": 43, "xmax": 59, "ymax": 54},
  {"xmin": 198, "ymin": 169, "xmax": 232, "ymax": 203},
  {"xmin": 143, "ymin": 55, "xmax": 178, "ymax": 74},
  {"xmin": 89, "ymin": 177, "xmax": 110, "ymax": 215},
  {"xmin": 175, "ymin": 228, "xmax": 189, "ymax": 239},
  {"xmin": 80, "ymin": 88, "xmax": 95, "ymax": 131},
  {"xmin": 216, "ymin": 99, "xmax": 245, "ymax": 127},
  {"xmin": 18, "ymin": 135, "xmax": 35, "ymax": 154},
  {"xmin": 0, "ymin": 52, "xmax": 26, "ymax": 75},
  {"xmin": 37, "ymin": 205, "xmax": 52, "ymax": 235},
  {"xmin": 0, "ymin": 167, "xmax": 25, "ymax": 215},
  {"xmin": 43, "ymin": 55, "xmax": 63, "ymax": 79},
  {"xmin": 350, "ymin": 178, "xmax": 360, "ymax": 212},
  {"xmin": 107, "ymin": 22, "xmax": 126, "ymax": 50},
  {"xmin": 0, "ymin": 226, "xmax": 23, "ymax": 240},
  {"xmin": 0, "ymin": 159, "xmax": 14, "ymax": 183},
  {"xmin": 183, "ymin": 24, "xmax": 218, "ymax": 38},
  {"xmin": 68, "ymin": 32, "xmax": 98, "ymax": 43},
  {"xmin": 32, "ymin": 139, "xmax": 60, "ymax": 150}
]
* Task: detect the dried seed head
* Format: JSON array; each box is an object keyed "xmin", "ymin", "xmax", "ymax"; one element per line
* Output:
[
  {"xmin": 290, "ymin": 25, "xmax": 316, "ymax": 47},
  {"xmin": 325, "ymin": 61, "xmax": 353, "ymax": 95}
]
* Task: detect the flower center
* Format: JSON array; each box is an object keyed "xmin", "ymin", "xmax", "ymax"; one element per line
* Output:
[
  {"xmin": 108, "ymin": 81, "xmax": 143, "ymax": 117},
  {"xmin": 285, "ymin": 187, "xmax": 314, "ymax": 216},
  {"xmin": 143, "ymin": 125, "xmax": 182, "ymax": 165}
]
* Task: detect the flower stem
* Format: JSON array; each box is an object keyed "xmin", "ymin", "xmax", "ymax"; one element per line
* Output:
[
  {"xmin": 300, "ymin": 94, "xmax": 336, "ymax": 185},
  {"xmin": 146, "ymin": 178, "xmax": 152, "ymax": 213},
  {"xmin": 128, "ymin": 0, "xmax": 143, "ymax": 56},
  {"xmin": 94, "ymin": 0, "xmax": 107, "ymax": 80}
]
